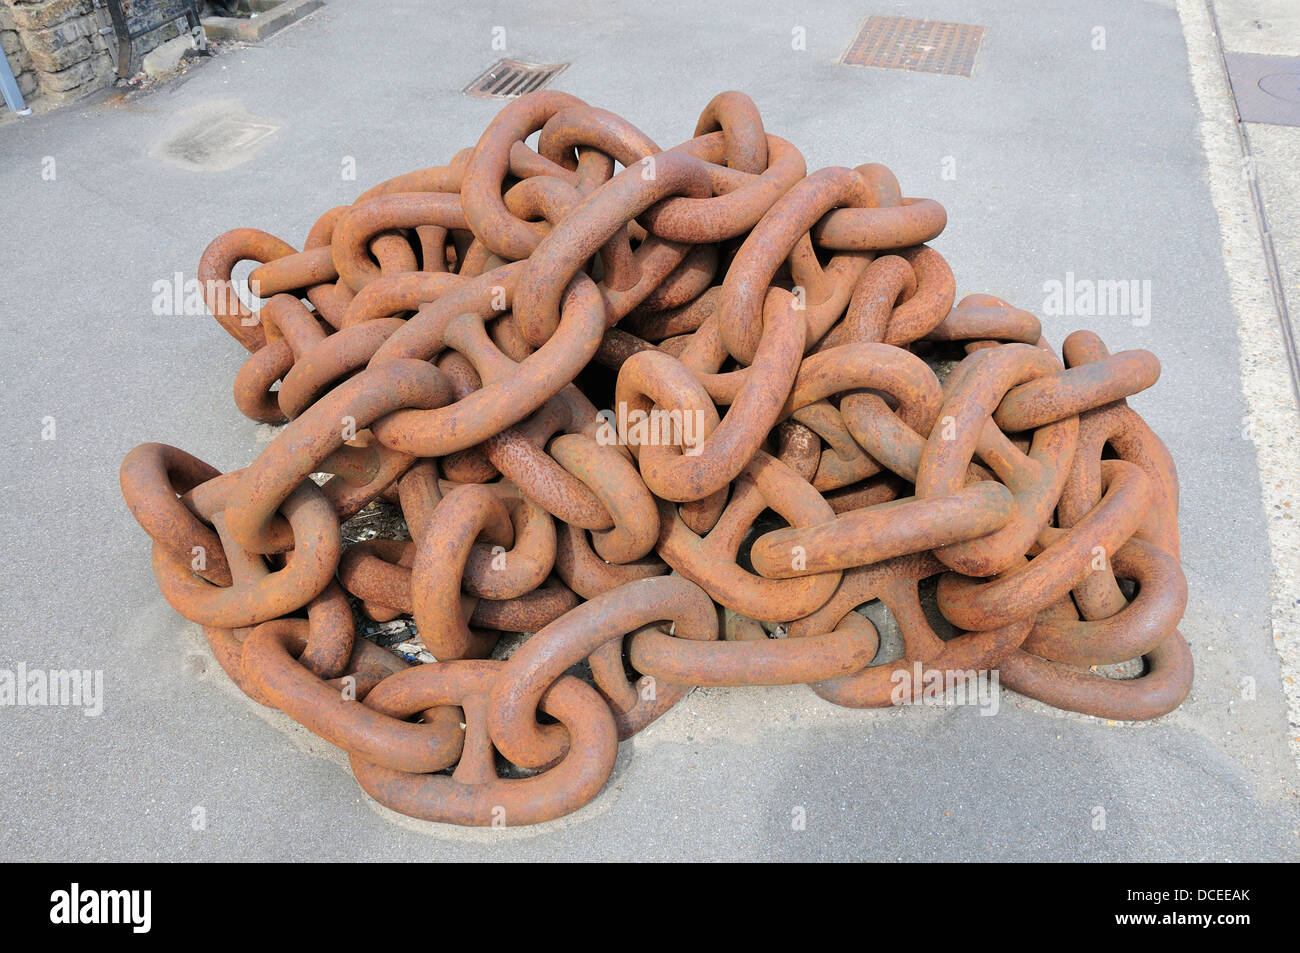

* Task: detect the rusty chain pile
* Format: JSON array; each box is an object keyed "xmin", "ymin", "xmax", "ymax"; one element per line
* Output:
[{"xmin": 120, "ymin": 90, "xmax": 1192, "ymax": 826}]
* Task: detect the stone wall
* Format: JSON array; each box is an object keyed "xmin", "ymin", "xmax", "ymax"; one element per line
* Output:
[{"xmin": 1, "ymin": 0, "xmax": 117, "ymax": 108}]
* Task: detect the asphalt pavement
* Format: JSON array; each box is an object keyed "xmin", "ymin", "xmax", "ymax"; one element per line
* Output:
[{"xmin": 0, "ymin": 0, "xmax": 1296, "ymax": 860}]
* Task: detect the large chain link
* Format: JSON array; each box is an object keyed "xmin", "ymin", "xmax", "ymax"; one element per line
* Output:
[{"xmin": 120, "ymin": 90, "xmax": 1191, "ymax": 827}]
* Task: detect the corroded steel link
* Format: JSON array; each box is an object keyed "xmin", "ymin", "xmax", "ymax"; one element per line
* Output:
[
  {"xmin": 692, "ymin": 90, "xmax": 768, "ymax": 173},
  {"xmin": 796, "ymin": 400, "xmax": 884, "ymax": 491},
  {"xmin": 997, "ymin": 635, "xmax": 1194, "ymax": 721},
  {"xmin": 260, "ymin": 292, "xmax": 329, "ymax": 355},
  {"xmin": 473, "ymin": 384, "xmax": 622, "ymax": 531},
  {"xmin": 1019, "ymin": 535, "xmax": 1186, "ymax": 666},
  {"xmin": 631, "ymin": 243, "xmax": 719, "ymax": 313},
  {"xmin": 233, "ymin": 337, "xmax": 294, "ymax": 423},
  {"xmin": 676, "ymin": 259, "xmax": 873, "ymax": 409},
  {"xmin": 415, "ymin": 225, "xmax": 452, "ymax": 272},
  {"xmin": 536, "ymin": 104, "xmax": 659, "ymax": 175},
  {"xmin": 838, "ymin": 386, "xmax": 996, "ymax": 488},
  {"xmin": 810, "ymin": 192, "xmax": 947, "ymax": 251},
  {"xmin": 120, "ymin": 89, "xmax": 1195, "ymax": 825},
  {"xmin": 229, "ymin": 293, "xmax": 335, "ymax": 423},
  {"xmin": 791, "ymin": 553, "xmax": 1035, "ymax": 709},
  {"xmin": 369, "ymin": 473, "xmax": 557, "ymax": 604},
  {"xmin": 825, "ymin": 473, "xmax": 906, "ymax": 514},
  {"xmin": 512, "ymin": 150, "xmax": 712, "ymax": 348},
  {"xmin": 629, "ymin": 608, "xmax": 878, "ymax": 687},
  {"xmin": 641, "ymin": 134, "xmax": 807, "ymax": 243},
  {"xmin": 224, "ymin": 359, "xmax": 454, "ymax": 554},
  {"xmin": 993, "ymin": 347, "xmax": 1161, "ymax": 432},
  {"xmin": 1057, "ymin": 331, "xmax": 1182, "ymax": 550},
  {"xmin": 926, "ymin": 293, "xmax": 1042, "ymax": 346},
  {"xmin": 370, "ymin": 230, "xmax": 420, "ymax": 277},
  {"xmin": 613, "ymin": 347, "xmax": 721, "ymax": 498},
  {"xmin": 597, "ymin": 233, "xmax": 702, "ymax": 325},
  {"xmin": 872, "ymin": 245, "xmax": 956, "ymax": 346},
  {"xmin": 300, "ymin": 579, "xmax": 356, "ymax": 679},
  {"xmin": 786, "ymin": 244, "xmax": 873, "ymax": 346},
  {"xmin": 591, "ymin": 326, "xmax": 657, "ymax": 371},
  {"xmin": 197, "ymin": 228, "xmax": 298, "ymax": 351},
  {"xmin": 152, "ymin": 477, "xmax": 340, "ymax": 628},
  {"xmin": 489, "ymin": 576, "xmax": 717, "ymax": 764},
  {"xmin": 621, "ymin": 283, "xmax": 719, "ymax": 341},
  {"xmin": 497, "ymin": 174, "xmax": 639, "ymax": 302},
  {"xmin": 813, "ymin": 254, "xmax": 915, "ymax": 351},
  {"xmin": 336, "ymin": 535, "xmax": 569, "ymax": 629},
  {"xmin": 206, "ymin": 616, "xmax": 411, "ymax": 708},
  {"xmin": 782, "ymin": 342, "xmax": 943, "ymax": 422},
  {"xmin": 319, "ymin": 434, "xmax": 425, "ymax": 523},
  {"xmin": 336, "ymin": 538, "xmax": 414, "ymax": 620},
  {"xmin": 462, "ymin": 90, "xmax": 591, "ymax": 260},
  {"xmin": 1064, "ymin": 407, "xmax": 1182, "ymax": 555},
  {"xmin": 810, "ymin": 244, "xmax": 954, "ymax": 353},
  {"xmin": 717, "ymin": 166, "xmax": 877, "ymax": 365},
  {"xmin": 339, "ymin": 271, "xmax": 466, "ymax": 329},
  {"xmin": 997, "ymin": 344, "xmax": 1192, "ymax": 718},
  {"xmin": 548, "ymin": 434, "xmax": 660, "ymax": 563},
  {"xmin": 999, "ymin": 515, "xmax": 1194, "ymax": 723},
  {"xmin": 120, "ymin": 443, "xmax": 231, "ymax": 586},
  {"xmin": 410, "ymin": 483, "xmax": 515, "ymax": 660},
  {"xmin": 242, "ymin": 618, "xmax": 465, "ymax": 773},
  {"xmin": 484, "ymin": 309, "xmax": 535, "ymax": 362},
  {"xmin": 460, "ymin": 493, "xmax": 556, "ymax": 599},
  {"xmin": 916, "ymin": 344, "xmax": 1078, "ymax": 577},
  {"xmin": 367, "ymin": 269, "xmax": 610, "ymax": 457},
  {"xmin": 332, "ymin": 193, "xmax": 469, "ymax": 291},
  {"xmin": 277, "ymin": 318, "xmax": 407, "ymax": 420},
  {"xmin": 619, "ymin": 291, "xmax": 805, "ymax": 501},
  {"xmin": 1054, "ymin": 342, "xmax": 1182, "ymax": 583},
  {"xmin": 419, "ymin": 353, "xmax": 506, "ymax": 480},
  {"xmin": 784, "ymin": 341, "xmax": 945, "ymax": 492},
  {"xmin": 936, "ymin": 459, "xmax": 1153, "ymax": 631},
  {"xmin": 656, "ymin": 449, "xmax": 841, "ymax": 622},
  {"xmin": 248, "ymin": 246, "xmax": 339, "ymax": 297},
  {"xmin": 750, "ymin": 482, "xmax": 1015, "ymax": 578},
  {"xmin": 393, "ymin": 459, "xmax": 443, "ymax": 540},
  {"xmin": 469, "ymin": 579, "xmax": 580, "ymax": 633},
  {"xmin": 761, "ymin": 342, "xmax": 942, "ymax": 495},
  {"xmin": 301, "ymin": 205, "xmax": 356, "ymax": 331},
  {"xmin": 553, "ymin": 521, "xmax": 669, "ymax": 600},
  {"xmin": 351, "ymin": 660, "xmax": 618, "ymax": 826}
]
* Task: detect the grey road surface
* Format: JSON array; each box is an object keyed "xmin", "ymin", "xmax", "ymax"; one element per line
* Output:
[{"xmin": 1, "ymin": 0, "xmax": 1296, "ymax": 860}]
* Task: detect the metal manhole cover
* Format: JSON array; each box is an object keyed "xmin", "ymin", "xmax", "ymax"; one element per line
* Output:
[
  {"xmin": 151, "ymin": 102, "xmax": 280, "ymax": 172},
  {"xmin": 1224, "ymin": 52, "xmax": 1300, "ymax": 127},
  {"xmin": 463, "ymin": 58, "xmax": 570, "ymax": 99},
  {"xmin": 841, "ymin": 16, "xmax": 986, "ymax": 77}
]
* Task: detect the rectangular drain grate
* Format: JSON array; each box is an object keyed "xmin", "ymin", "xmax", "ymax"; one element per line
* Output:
[
  {"xmin": 1224, "ymin": 52, "xmax": 1300, "ymax": 127},
  {"xmin": 463, "ymin": 58, "xmax": 570, "ymax": 99},
  {"xmin": 841, "ymin": 16, "xmax": 986, "ymax": 77}
]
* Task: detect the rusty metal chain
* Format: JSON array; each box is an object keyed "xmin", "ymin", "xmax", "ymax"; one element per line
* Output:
[{"xmin": 120, "ymin": 90, "xmax": 1191, "ymax": 827}]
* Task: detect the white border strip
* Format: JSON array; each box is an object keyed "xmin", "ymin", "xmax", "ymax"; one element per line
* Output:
[{"xmin": 1177, "ymin": 0, "xmax": 1300, "ymax": 766}]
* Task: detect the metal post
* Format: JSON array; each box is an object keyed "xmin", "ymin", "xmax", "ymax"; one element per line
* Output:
[{"xmin": 1, "ymin": 46, "xmax": 31, "ymax": 116}]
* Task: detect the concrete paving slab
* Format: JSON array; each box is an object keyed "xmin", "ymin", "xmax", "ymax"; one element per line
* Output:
[
  {"xmin": 0, "ymin": 0, "xmax": 1296, "ymax": 860},
  {"xmin": 1213, "ymin": 0, "xmax": 1300, "ymax": 56}
]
